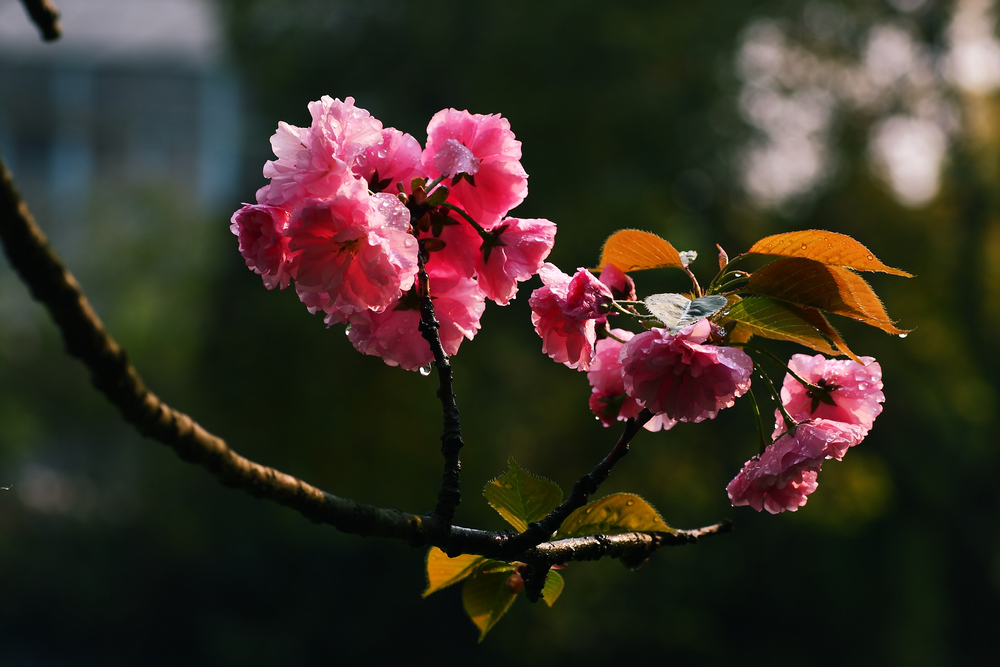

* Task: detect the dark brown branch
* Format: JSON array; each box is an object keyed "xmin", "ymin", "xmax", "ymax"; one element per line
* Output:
[
  {"xmin": 20, "ymin": 0, "xmax": 61, "ymax": 41},
  {"xmin": 1, "ymin": 155, "xmax": 730, "ymax": 567},
  {"xmin": 415, "ymin": 249, "xmax": 465, "ymax": 525}
]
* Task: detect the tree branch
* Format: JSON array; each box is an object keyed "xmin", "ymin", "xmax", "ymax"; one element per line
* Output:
[
  {"xmin": 415, "ymin": 251, "xmax": 464, "ymax": 525},
  {"xmin": 19, "ymin": 0, "xmax": 61, "ymax": 42}
]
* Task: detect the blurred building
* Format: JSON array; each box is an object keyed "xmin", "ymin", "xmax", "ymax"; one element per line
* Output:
[{"xmin": 0, "ymin": 0, "xmax": 240, "ymax": 228}]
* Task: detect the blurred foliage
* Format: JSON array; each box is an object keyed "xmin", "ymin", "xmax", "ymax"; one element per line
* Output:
[{"xmin": 2, "ymin": 0, "xmax": 1000, "ymax": 664}]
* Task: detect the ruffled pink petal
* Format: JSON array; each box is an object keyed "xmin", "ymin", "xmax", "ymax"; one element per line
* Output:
[
  {"xmin": 476, "ymin": 217, "xmax": 556, "ymax": 305},
  {"xmin": 779, "ymin": 354, "xmax": 884, "ymax": 434},
  {"xmin": 620, "ymin": 321, "xmax": 752, "ymax": 423},
  {"xmin": 230, "ymin": 204, "xmax": 293, "ymax": 289}
]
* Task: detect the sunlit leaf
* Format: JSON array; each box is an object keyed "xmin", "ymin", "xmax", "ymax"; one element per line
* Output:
[
  {"xmin": 540, "ymin": 570, "xmax": 565, "ymax": 608},
  {"xmin": 747, "ymin": 230, "xmax": 913, "ymax": 276},
  {"xmin": 744, "ymin": 257, "xmax": 907, "ymax": 335},
  {"xmin": 423, "ymin": 547, "xmax": 487, "ymax": 598},
  {"xmin": 555, "ymin": 493, "xmax": 673, "ymax": 539},
  {"xmin": 462, "ymin": 567, "xmax": 518, "ymax": 642},
  {"xmin": 597, "ymin": 229, "xmax": 685, "ymax": 272},
  {"xmin": 483, "ymin": 457, "xmax": 563, "ymax": 533},
  {"xmin": 478, "ymin": 560, "xmax": 517, "ymax": 575},
  {"xmin": 794, "ymin": 306, "xmax": 860, "ymax": 362},
  {"xmin": 724, "ymin": 296, "xmax": 841, "ymax": 356},
  {"xmin": 644, "ymin": 293, "xmax": 728, "ymax": 331}
]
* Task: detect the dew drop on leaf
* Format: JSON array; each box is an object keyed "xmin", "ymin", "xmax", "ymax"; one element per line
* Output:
[{"xmin": 504, "ymin": 483, "xmax": 514, "ymax": 489}]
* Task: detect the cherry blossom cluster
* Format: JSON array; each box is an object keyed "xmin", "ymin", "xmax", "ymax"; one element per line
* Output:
[
  {"xmin": 231, "ymin": 97, "xmax": 556, "ymax": 370},
  {"xmin": 726, "ymin": 354, "xmax": 884, "ymax": 513},
  {"xmin": 528, "ymin": 267, "xmax": 754, "ymax": 433},
  {"xmin": 527, "ymin": 262, "xmax": 885, "ymax": 514}
]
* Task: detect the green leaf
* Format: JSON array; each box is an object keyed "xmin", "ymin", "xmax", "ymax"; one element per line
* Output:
[
  {"xmin": 744, "ymin": 257, "xmax": 908, "ymax": 335},
  {"xmin": 484, "ymin": 456, "xmax": 563, "ymax": 533},
  {"xmin": 555, "ymin": 493, "xmax": 673, "ymax": 539},
  {"xmin": 423, "ymin": 547, "xmax": 487, "ymax": 597},
  {"xmin": 747, "ymin": 229, "xmax": 913, "ymax": 276},
  {"xmin": 724, "ymin": 296, "xmax": 842, "ymax": 356},
  {"xmin": 644, "ymin": 293, "xmax": 728, "ymax": 332},
  {"xmin": 597, "ymin": 229, "xmax": 685, "ymax": 272},
  {"xmin": 462, "ymin": 566, "xmax": 518, "ymax": 642},
  {"xmin": 540, "ymin": 570, "xmax": 565, "ymax": 607}
]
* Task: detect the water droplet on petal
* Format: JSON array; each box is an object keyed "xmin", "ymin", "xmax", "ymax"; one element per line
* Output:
[
  {"xmin": 626, "ymin": 500, "xmax": 634, "ymax": 506},
  {"xmin": 867, "ymin": 254, "xmax": 874, "ymax": 260},
  {"xmin": 800, "ymin": 243, "xmax": 808, "ymax": 249},
  {"xmin": 344, "ymin": 324, "xmax": 352, "ymax": 335},
  {"xmin": 419, "ymin": 365, "xmax": 432, "ymax": 377},
  {"xmin": 898, "ymin": 333, "xmax": 908, "ymax": 339}
]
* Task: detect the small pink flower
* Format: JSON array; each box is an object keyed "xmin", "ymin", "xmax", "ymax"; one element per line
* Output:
[
  {"xmin": 476, "ymin": 217, "xmax": 556, "ymax": 305},
  {"xmin": 230, "ymin": 204, "xmax": 293, "ymax": 289},
  {"xmin": 598, "ymin": 264, "xmax": 636, "ymax": 301},
  {"xmin": 778, "ymin": 354, "xmax": 884, "ymax": 434},
  {"xmin": 347, "ymin": 265, "xmax": 485, "ymax": 370},
  {"xmin": 422, "ymin": 109, "xmax": 528, "ymax": 227},
  {"xmin": 727, "ymin": 419, "xmax": 864, "ymax": 513},
  {"xmin": 529, "ymin": 264, "xmax": 615, "ymax": 371},
  {"xmin": 620, "ymin": 320, "xmax": 752, "ymax": 423},
  {"xmin": 286, "ymin": 182, "xmax": 418, "ymax": 315},
  {"xmin": 587, "ymin": 330, "xmax": 676, "ymax": 432}
]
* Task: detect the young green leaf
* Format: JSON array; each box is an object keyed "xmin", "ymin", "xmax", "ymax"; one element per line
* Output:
[
  {"xmin": 744, "ymin": 257, "xmax": 908, "ymax": 335},
  {"xmin": 597, "ymin": 229, "xmax": 685, "ymax": 272},
  {"xmin": 724, "ymin": 296, "xmax": 842, "ymax": 356},
  {"xmin": 483, "ymin": 456, "xmax": 563, "ymax": 533},
  {"xmin": 423, "ymin": 547, "xmax": 487, "ymax": 598},
  {"xmin": 644, "ymin": 293, "xmax": 728, "ymax": 331},
  {"xmin": 555, "ymin": 493, "xmax": 673, "ymax": 539},
  {"xmin": 747, "ymin": 230, "xmax": 913, "ymax": 276},
  {"xmin": 540, "ymin": 570, "xmax": 565, "ymax": 607},
  {"xmin": 462, "ymin": 567, "xmax": 518, "ymax": 642}
]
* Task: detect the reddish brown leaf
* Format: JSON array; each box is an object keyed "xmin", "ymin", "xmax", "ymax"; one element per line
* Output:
[
  {"xmin": 745, "ymin": 257, "xmax": 908, "ymax": 335},
  {"xmin": 747, "ymin": 230, "xmax": 913, "ymax": 277},
  {"xmin": 597, "ymin": 229, "xmax": 684, "ymax": 272}
]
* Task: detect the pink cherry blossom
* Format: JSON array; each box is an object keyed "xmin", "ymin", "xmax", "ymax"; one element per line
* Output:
[
  {"xmin": 286, "ymin": 182, "xmax": 418, "ymax": 316},
  {"xmin": 778, "ymin": 354, "xmax": 884, "ymax": 434},
  {"xmin": 230, "ymin": 204, "xmax": 293, "ymax": 289},
  {"xmin": 260, "ymin": 96, "xmax": 384, "ymax": 206},
  {"xmin": 347, "ymin": 265, "xmax": 485, "ymax": 370},
  {"xmin": 620, "ymin": 319, "xmax": 752, "ymax": 423},
  {"xmin": 529, "ymin": 264, "xmax": 615, "ymax": 371},
  {"xmin": 422, "ymin": 109, "xmax": 528, "ymax": 227},
  {"xmin": 727, "ymin": 419, "xmax": 864, "ymax": 513},
  {"xmin": 353, "ymin": 128, "xmax": 423, "ymax": 194},
  {"xmin": 476, "ymin": 218, "xmax": 557, "ymax": 305},
  {"xmin": 587, "ymin": 330, "xmax": 676, "ymax": 432}
]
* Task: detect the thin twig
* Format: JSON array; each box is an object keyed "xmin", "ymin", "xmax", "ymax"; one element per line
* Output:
[{"xmin": 19, "ymin": 0, "xmax": 61, "ymax": 42}]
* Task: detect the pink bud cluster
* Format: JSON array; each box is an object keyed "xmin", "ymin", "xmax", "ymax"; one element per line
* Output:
[
  {"xmin": 231, "ymin": 97, "xmax": 556, "ymax": 370},
  {"xmin": 727, "ymin": 354, "xmax": 885, "ymax": 513}
]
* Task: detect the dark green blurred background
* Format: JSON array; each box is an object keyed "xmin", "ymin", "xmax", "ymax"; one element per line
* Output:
[{"xmin": 2, "ymin": 0, "xmax": 998, "ymax": 663}]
